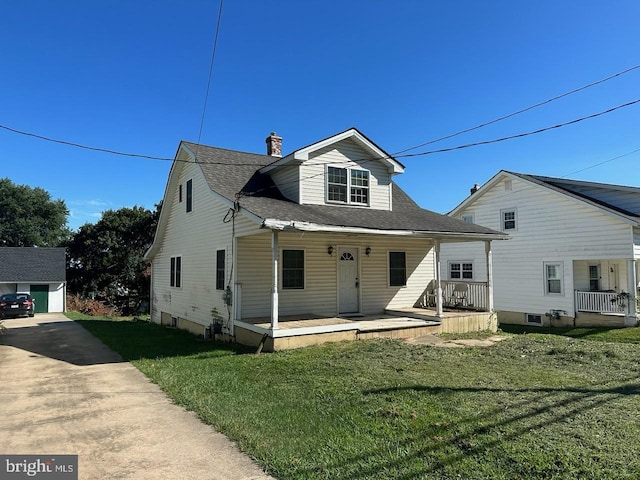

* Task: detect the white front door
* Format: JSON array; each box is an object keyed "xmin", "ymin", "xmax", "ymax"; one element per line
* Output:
[{"xmin": 338, "ymin": 247, "xmax": 359, "ymax": 314}]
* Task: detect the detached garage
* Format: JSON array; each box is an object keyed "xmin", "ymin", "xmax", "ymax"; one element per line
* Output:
[{"xmin": 0, "ymin": 247, "xmax": 66, "ymax": 313}]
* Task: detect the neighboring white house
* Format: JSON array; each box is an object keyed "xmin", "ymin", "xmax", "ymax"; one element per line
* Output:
[
  {"xmin": 441, "ymin": 170, "xmax": 640, "ymax": 327},
  {"xmin": 145, "ymin": 128, "xmax": 507, "ymax": 350},
  {"xmin": 0, "ymin": 247, "xmax": 67, "ymax": 313}
]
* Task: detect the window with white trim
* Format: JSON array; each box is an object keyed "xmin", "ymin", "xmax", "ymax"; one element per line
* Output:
[
  {"xmin": 544, "ymin": 262, "xmax": 563, "ymax": 295},
  {"xmin": 282, "ymin": 249, "xmax": 304, "ymax": 289},
  {"xmin": 449, "ymin": 261, "xmax": 473, "ymax": 280},
  {"xmin": 501, "ymin": 208, "xmax": 516, "ymax": 231},
  {"xmin": 461, "ymin": 214, "xmax": 474, "ymax": 224},
  {"xmin": 170, "ymin": 256, "xmax": 182, "ymax": 288},
  {"xmin": 327, "ymin": 166, "xmax": 369, "ymax": 205}
]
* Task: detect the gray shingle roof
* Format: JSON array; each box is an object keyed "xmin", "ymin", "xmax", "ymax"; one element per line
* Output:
[
  {"xmin": 184, "ymin": 141, "xmax": 503, "ymax": 237},
  {"xmin": 0, "ymin": 247, "xmax": 66, "ymax": 283},
  {"xmin": 508, "ymin": 172, "xmax": 640, "ymax": 221}
]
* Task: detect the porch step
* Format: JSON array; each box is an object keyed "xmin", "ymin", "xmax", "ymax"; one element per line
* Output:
[
  {"xmin": 385, "ymin": 308, "xmax": 440, "ymax": 321},
  {"xmin": 357, "ymin": 324, "xmax": 441, "ymax": 340}
]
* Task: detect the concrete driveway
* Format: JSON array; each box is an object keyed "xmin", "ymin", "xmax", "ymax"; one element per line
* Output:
[{"xmin": 0, "ymin": 314, "xmax": 273, "ymax": 480}]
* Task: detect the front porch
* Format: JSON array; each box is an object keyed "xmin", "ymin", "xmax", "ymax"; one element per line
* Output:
[{"xmin": 234, "ymin": 309, "xmax": 497, "ymax": 351}]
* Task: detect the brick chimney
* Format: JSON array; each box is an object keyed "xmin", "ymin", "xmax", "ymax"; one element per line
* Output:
[{"xmin": 266, "ymin": 132, "xmax": 282, "ymax": 157}]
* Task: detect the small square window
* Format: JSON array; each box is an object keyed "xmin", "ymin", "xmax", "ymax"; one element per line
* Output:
[{"xmin": 461, "ymin": 214, "xmax": 474, "ymax": 224}]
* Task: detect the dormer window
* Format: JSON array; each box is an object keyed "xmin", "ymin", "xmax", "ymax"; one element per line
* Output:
[{"xmin": 327, "ymin": 166, "xmax": 369, "ymax": 205}]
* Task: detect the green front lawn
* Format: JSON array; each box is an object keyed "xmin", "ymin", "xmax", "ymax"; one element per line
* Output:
[{"xmin": 74, "ymin": 313, "xmax": 640, "ymax": 479}]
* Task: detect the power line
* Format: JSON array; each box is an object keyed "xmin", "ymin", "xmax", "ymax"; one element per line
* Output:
[
  {"xmin": 559, "ymin": 147, "xmax": 640, "ymax": 178},
  {"xmin": 0, "ymin": 123, "xmax": 174, "ymax": 161},
  {"xmin": 195, "ymin": 0, "xmax": 224, "ymax": 150},
  {"xmin": 397, "ymin": 98, "xmax": 640, "ymax": 159},
  {"xmin": 393, "ymin": 64, "xmax": 640, "ymax": 155}
]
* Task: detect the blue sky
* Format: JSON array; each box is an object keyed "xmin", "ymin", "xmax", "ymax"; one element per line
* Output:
[{"xmin": 2, "ymin": 1, "xmax": 639, "ymax": 230}]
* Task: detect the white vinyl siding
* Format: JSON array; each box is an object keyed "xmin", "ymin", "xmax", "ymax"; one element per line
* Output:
[
  {"xmin": 297, "ymin": 138, "xmax": 392, "ymax": 210},
  {"xmin": 150, "ymin": 157, "xmax": 261, "ymax": 330},
  {"xmin": 236, "ymin": 232, "xmax": 434, "ymax": 319},
  {"xmin": 269, "ymin": 164, "xmax": 300, "ymax": 203},
  {"xmin": 440, "ymin": 174, "xmax": 635, "ymax": 318}
]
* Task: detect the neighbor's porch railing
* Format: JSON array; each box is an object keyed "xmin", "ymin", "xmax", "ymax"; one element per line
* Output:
[
  {"xmin": 575, "ymin": 290, "xmax": 625, "ymax": 314},
  {"xmin": 421, "ymin": 281, "xmax": 489, "ymax": 311}
]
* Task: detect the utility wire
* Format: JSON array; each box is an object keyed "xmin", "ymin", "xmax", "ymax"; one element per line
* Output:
[
  {"xmin": 195, "ymin": 0, "xmax": 224, "ymax": 150},
  {"xmin": 0, "ymin": 123, "xmax": 174, "ymax": 160},
  {"xmin": 0, "ymin": 93, "xmax": 637, "ymax": 168},
  {"xmin": 559, "ymin": 147, "xmax": 640, "ymax": 178},
  {"xmin": 397, "ymin": 98, "xmax": 640, "ymax": 158},
  {"xmin": 393, "ymin": 64, "xmax": 640, "ymax": 155}
]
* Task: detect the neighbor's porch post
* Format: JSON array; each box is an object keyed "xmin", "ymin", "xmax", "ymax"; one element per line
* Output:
[
  {"xmin": 485, "ymin": 240, "xmax": 494, "ymax": 313},
  {"xmin": 434, "ymin": 239, "xmax": 443, "ymax": 317},
  {"xmin": 271, "ymin": 230, "xmax": 279, "ymax": 330},
  {"xmin": 626, "ymin": 259, "xmax": 637, "ymax": 324}
]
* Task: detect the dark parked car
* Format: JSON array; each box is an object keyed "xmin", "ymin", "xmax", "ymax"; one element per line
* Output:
[{"xmin": 0, "ymin": 293, "xmax": 35, "ymax": 318}]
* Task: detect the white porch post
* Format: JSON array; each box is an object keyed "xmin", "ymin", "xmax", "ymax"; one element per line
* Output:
[
  {"xmin": 271, "ymin": 230, "xmax": 279, "ymax": 330},
  {"xmin": 485, "ymin": 240, "xmax": 494, "ymax": 313},
  {"xmin": 626, "ymin": 259, "xmax": 637, "ymax": 324},
  {"xmin": 434, "ymin": 239, "xmax": 443, "ymax": 317}
]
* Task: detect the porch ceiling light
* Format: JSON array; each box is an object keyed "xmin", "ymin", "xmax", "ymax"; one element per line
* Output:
[
  {"xmin": 328, "ymin": 245, "xmax": 334, "ymax": 256},
  {"xmin": 365, "ymin": 247, "xmax": 371, "ymax": 256}
]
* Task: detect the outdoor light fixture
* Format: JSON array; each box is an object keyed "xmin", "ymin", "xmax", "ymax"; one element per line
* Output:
[
  {"xmin": 365, "ymin": 247, "xmax": 371, "ymax": 256},
  {"xmin": 327, "ymin": 246, "xmax": 334, "ymax": 256}
]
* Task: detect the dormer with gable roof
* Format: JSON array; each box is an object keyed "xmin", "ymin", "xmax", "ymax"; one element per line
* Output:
[{"xmin": 259, "ymin": 128, "xmax": 404, "ymax": 210}]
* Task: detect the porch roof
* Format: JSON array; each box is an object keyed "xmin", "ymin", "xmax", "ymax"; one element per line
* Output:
[{"xmin": 183, "ymin": 141, "xmax": 507, "ymax": 240}]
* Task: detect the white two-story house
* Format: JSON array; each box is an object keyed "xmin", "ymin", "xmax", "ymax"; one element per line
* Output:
[
  {"xmin": 145, "ymin": 128, "xmax": 507, "ymax": 350},
  {"xmin": 441, "ymin": 170, "xmax": 640, "ymax": 328}
]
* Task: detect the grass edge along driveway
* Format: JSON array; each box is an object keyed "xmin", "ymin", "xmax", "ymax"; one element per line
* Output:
[{"xmin": 71, "ymin": 313, "xmax": 640, "ymax": 480}]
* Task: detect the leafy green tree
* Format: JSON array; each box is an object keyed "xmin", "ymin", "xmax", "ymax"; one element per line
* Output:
[
  {"xmin": 67, "ymin": 204, "xmax": 160, "ymax": 309},
  {"xmin": 0, "ymin": 178, "xmax": 70, "ymax": 246}
]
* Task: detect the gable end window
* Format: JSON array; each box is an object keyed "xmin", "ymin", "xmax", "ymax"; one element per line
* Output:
[
  {"xmin": 186, "ymin": 179, "xmax": 193, "ymax": 213},
  {"xmin": 170, "ymin": 256, "xmax": 182, "ymax": 288},
  {"xmin": 461, "ymin": 214, "xmax": 474, "ymax": 224},
  {"xmin": 327, "ymin": 166, "xmax": 369, "ymax": 205},
  {"xmin": 544, "ymin": 262, "xmax": 563, "ymax": 295},
  {"xmin": 282, "ymin": 249, "xmax": 304, "ymax": 289},
  {"xmin": 501, "ymin": 208, "xmax": 516, "ymax": 231},
  {"xmin": 389, "ymin": 251, "xmax": 406, "ymax": 287},
  {"xmin": 216, "ymin": 250, "xmax": 225, "ymax": 290},
  {"xmin": 449, "ymin": 262, "xmax": 473, "ymax": 280}
]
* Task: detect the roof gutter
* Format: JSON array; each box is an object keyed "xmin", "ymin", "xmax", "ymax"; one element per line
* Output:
[{"xmin": 262, "ymin": 219, "xmax": 508, "ymax": 241}]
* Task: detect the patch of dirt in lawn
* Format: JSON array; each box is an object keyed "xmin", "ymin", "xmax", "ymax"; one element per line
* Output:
[{"xmin": 406, "ymin": 334, "xmax": 509, "ymax": 348}]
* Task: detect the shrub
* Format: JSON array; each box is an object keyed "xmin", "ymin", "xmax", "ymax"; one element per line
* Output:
[{"xmin": 66, "ymin": 294, "xmax": 118, "ymax": 317}]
